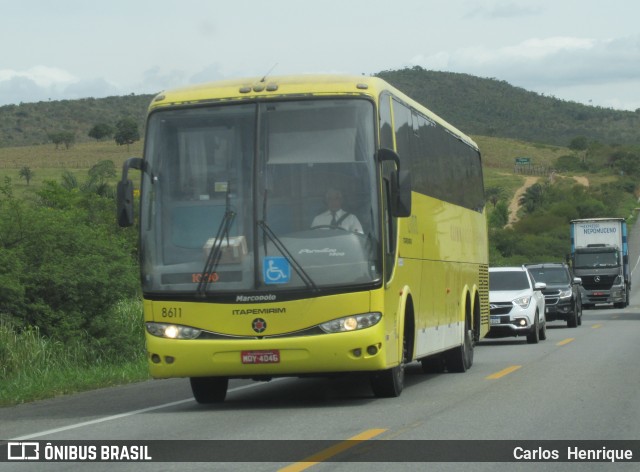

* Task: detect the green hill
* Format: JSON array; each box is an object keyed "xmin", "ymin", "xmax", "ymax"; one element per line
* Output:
[
  {"xmin": 0, "ymin": 94, "xmax": 152, "ymax": 148},
  {"xmin": 1, "ymin": 67, "xmax": 639, "ymax": 149},
  {"xmin": 376, "ymin": 67, "xmax": 640, "ymax": 147}
]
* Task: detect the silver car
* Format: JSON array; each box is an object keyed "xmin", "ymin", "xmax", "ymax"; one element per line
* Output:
[{"xmin": 488, "ymin": 266, "xmax": 547, "ymax": 344}]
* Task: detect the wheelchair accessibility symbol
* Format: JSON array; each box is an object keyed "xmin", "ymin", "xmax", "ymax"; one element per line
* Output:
[{"xmin": 263, "ymin": 257, "xmax": 291, "ymax": 284}]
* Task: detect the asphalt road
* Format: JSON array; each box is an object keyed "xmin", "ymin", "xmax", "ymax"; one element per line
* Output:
[
  {"xmin": 2, "ymin": 218, "xmax": 640, "ymax": 471},
  {"xmin": 3, "ymin": 302, "xmax": 640, "ymax": 471}
]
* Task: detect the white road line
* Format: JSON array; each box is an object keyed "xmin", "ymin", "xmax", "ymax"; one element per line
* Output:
[
  {"xmin": 10, "ymin": 381, "xmax": 271, "ymax": 440},
  {"xmin": 632, "ymin": 255, "xmax": 640, "ymax": 278}
]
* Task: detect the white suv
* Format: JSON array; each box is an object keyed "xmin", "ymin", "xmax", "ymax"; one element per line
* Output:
[{"xmin": 488, "ymin": 266, "xmax": 547, "ymax": 344}]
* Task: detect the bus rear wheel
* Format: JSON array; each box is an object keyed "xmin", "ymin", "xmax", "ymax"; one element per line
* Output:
[
  {"xmin": 190, "ymin": 376, "xmax": 229, "ymax": 404},
  {"xmin": 445, "ymin": 318, "xmax": 474, "ymax": 373}
]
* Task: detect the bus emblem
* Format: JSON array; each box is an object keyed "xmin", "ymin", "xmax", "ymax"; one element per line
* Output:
[{"xmin": 252, "ymin": 318, "xmax": 267, "ymax": 333}]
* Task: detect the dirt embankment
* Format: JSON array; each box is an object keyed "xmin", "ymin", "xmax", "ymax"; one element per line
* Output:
[
  {"xmin": 507, "ymin": 177, "xmax": 538, "ymax": 226},
  {"xmin": 507, "ymin": 175, "xmax": 590, "ymax": 227}
]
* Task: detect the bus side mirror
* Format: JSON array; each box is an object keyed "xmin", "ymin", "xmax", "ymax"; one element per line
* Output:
[
  {"xmin": 117, "ymin": 179, "xmax": 135, "ymax": 227},
  {"xmin": 378, "ymin": 148, "xmax": 412, "ymax": 218},
  {"xmin": 116, "ymin": 157, "xmax": 143, "ymax": 227}
]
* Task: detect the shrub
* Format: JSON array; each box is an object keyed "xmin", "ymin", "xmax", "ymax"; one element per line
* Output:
[{"xmin": 0, "ymin": 176, "xmax": 139, "ymax": 344}]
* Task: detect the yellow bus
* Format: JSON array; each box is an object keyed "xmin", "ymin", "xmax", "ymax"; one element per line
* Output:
[{"xmin": 117, "ymin": 75, "xmax": 489, "ymax": 402}]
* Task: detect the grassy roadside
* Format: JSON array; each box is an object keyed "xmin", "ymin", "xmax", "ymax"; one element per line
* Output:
[
  {"xmin": 0, "ymin": 141, "xmax": 143, "ymax": 199},
  {"xmin": 0, "ymin": 299, "xmax": 150, "ymax": 407}
]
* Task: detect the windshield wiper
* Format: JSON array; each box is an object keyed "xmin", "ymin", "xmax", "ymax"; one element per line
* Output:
[
  {"xmin": 196, "ymin": 209, "xmax": 236, "ymax": 297},
  {"xmin": 258, "ymin": 220, "xmax": 318, "ymax": 291}
]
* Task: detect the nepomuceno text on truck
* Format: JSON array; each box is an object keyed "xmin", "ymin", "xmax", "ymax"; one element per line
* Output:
[{"xmin": 569, "ymin": 218, "xmax": 629, "ymax": 309}]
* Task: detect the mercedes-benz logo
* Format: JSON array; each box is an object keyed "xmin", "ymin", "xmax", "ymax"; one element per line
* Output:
[{"xmin": 594, "ymin": 276, "xmax": 601, "ymax": 282}]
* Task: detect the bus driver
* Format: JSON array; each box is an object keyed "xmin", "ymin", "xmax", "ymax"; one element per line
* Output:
[{"xmin": 311, "ymin": 188, "xmax": 363, "ymax": 233}]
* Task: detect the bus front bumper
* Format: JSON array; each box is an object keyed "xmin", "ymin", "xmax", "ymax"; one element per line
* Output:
[{"xmin": 145, "ymin": 328, "xmax": 393, "ymax": 379}]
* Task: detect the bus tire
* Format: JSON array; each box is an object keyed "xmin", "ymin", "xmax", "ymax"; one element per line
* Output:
[
  {"xmin": 190, "ymin": 376, "xmax": 228, "ymax": 404},
  {"xmin": 445, "ymin": 317, "xmax": 474, "ymax": 373},
  {"xmin": 370, "ymin": 337, "xmax": 406, "ymax": 398}
]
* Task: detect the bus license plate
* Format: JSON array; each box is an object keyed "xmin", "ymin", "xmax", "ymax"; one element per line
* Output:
[{"xmin": 241, "ymin": 350, "xmax": 280, "ymax": 364}]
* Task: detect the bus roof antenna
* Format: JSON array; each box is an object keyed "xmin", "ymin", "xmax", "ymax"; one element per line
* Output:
[{"xmin": 260, "ymin": 63, "xmax": 278, "ymax": 83}]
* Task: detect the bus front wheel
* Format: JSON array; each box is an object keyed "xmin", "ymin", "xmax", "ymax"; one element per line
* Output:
[
  {"xmin": 370, "ymin": 337, "xmax": 406, "ymax": 398},
  {"xmin": 370, "ymin": 363, "xmax": 404, "ymax": 398},
  {"xmin": 190, "ymin": 376, "xmax": 229, "ymax": 404}
]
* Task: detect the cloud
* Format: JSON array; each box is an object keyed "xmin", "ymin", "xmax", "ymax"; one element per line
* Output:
[
  {"xmin": 134, "ymin": 67, "xmax": 189, "ymax": 95},
  {"xmin": 0, "ymin": 66, "xmax": 78, "ymax": 105},
  {"xmin": 0, "ymin": 66, "xmax": 77, "ymax": 88},
  {"xmin": 189, "ymin": 64, "xmax": 229, "ymax": 84},
  {"xmin": 63, "ymin": 78, "xmax": 120, "ymax": 101},
  {"xmin": 410, "ymin": 35, "xmax": 640, "ymax": 89},
  {"xmin": 0, "ymin": 67, "xmax": 126, "ymax": 106},
  {"xmin": 465, "ymin": 1, "xmax": 541, "ymax": 19}
]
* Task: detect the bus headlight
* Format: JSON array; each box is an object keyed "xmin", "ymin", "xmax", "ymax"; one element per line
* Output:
[
  {"xmin": 146, "ymin": 322, "xmax": 202, "ymax": 339},
  {"xmin": 319, "ymin": 312, "xmax": 382, "ymax": 333}
]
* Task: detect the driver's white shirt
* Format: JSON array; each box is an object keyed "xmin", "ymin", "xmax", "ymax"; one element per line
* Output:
[{"xmin": 311, "ymin": 209, "xmax": 363, "ymax": 233}]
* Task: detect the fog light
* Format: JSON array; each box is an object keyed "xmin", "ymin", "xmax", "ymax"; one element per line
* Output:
[
  {"xmin": 518, "ymin": 319, "xmax": 527, "ymax": 327},
  {"xmin": 165, "ymin": 356, "xmax": 175, "ymax": 364},
  {"xmin": 151, "ymin": 354, "xmax": 161, "ymax": 364},
  {"xmin": 367, "ymin": 345, "xmax": 378, "ymax": 355},
  {"xmin": 353, "ymin": 348, "xmax": 362, "ymax": 357}
]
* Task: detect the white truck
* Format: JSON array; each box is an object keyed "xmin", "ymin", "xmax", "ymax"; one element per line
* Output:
[{"xmin": 570, "ymin": 218, "xmax": 629, "ymax": 309}]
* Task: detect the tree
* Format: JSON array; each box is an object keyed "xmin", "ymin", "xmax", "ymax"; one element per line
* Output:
[
  {"xmin": 88, "ymin": 123, "xmax": 114, "ymax": 141},
  {"xmin": 609, "ymin": 150, "xmax": 640, "ymax": 177},
  {"xmin": 18, "ymin": 166, "xmax": 34, "ymax": 185},
  {"xmin": 114, "ymin": 117, "xmax": 140, "ymax": 150},
  {"xmin": 485, "ymin": 186, "xmax": 504, "ymax": 208},
  {"xmin": 47, "ymin": 131, "xmax": 75, "ymax": 150},
  {"xmin": 488, "ymin": 201, "xmax": 509, "ymax": 228},
  {"xmin": 519, "ymin": 183, "xmax": 545, "ymax": 214},
  {"xmin": 569, "ymin": 136, "xmax": 588, "ymax": 151},
  {"xmin": 569, "ymin": 136, "xmax": 589, "ymax": 164},
  {"xmin": 58, "ymin": 161, "xmax": 117, "ymax": 198},
  {"xmin": 86, "ymin": 160, "xmax": 116, "ymax": 197}
]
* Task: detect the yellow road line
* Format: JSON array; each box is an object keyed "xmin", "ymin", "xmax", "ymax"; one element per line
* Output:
[
  {"xmin": 592, "ymin": 324, "xmax": 602, "ymax": 329},
  {"xmin": 486, "ymin": 365, "xmax": 522, "ymax": 379},
  {"xmin": 556, "ymin": 338, "xmax": 575, "ymax": 346},
  {"xmin": 278, "ymin": 428, "xmax": 387, "ymax": 472}
]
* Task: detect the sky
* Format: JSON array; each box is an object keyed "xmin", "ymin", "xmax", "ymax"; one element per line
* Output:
[{"xmin": 1, "ymin": 0, "xmax": 639, "ymax": 111}]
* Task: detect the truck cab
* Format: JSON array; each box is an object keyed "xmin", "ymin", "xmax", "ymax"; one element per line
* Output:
[{"xmin": 573, "ymin": 244, "xmax": 626, "ymax": 309}]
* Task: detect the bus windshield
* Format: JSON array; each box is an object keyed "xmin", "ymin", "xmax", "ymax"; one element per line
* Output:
[{"xmin": 139, "ymin": 99, "xmax": 381, "ymax": 297}]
